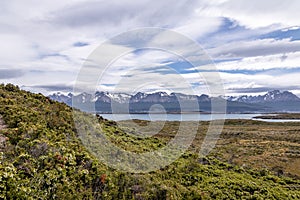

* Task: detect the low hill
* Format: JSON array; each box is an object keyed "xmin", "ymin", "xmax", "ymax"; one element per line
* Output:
[{"xmin": 1, "ymin": 83, "xmax": 300, "ymax": 199}]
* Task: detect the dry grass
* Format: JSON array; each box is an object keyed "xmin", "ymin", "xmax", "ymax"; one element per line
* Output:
[{"xmin": 120, "ymin": 119, "xmax": 300, "ymax": 179}]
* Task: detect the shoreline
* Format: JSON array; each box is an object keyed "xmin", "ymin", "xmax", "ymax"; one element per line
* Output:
[{"xmin": 253, "ymin": 113, "xmax": 300, "ymax": 120}]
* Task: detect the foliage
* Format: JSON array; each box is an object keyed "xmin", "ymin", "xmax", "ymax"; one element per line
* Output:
[{"xmin": 0, "ymin": 83, "xmax": 300, "ymax": 199}]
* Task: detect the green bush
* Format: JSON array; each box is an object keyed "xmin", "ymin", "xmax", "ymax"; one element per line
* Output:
[{"xmin": 0, "ymin": 83, "xmax": 300, "ymax": 199}]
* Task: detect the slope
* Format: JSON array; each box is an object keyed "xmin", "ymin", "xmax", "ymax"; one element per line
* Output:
[{"xmin": 1, "ymin": 83, "xmax": 300, "ymax": 199}]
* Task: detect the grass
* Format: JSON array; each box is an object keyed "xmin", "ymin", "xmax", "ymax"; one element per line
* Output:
[
  {"xmin": 1, "ymin": 83, "xmax": 300, "ymax": 199},
  {"xmin": 118, "ymin": 119, "xmax": 300, "ymax": 179}
]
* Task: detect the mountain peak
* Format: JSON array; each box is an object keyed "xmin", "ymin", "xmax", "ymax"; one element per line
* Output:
[
  {"xmin": 48, "ymin": 90, "xmax": 300, "ymax": 113},
  {"xmin": 267, "ymin": 90, "xmax": 280, "ymax": 95},
  {"xmin": 228, "ymin": 90, "xmax": 300, "ymax": 103}
]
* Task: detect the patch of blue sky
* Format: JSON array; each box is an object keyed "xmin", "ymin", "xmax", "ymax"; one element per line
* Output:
[
  {"xmin": 132, "ymin": 48, "xmax": 146, "ymax": 56},
  {"xmin": 132, "ymin": 47, "xmax": 218, "ymax": 69},
  {"xmin": 199, "ymin": 18, "xmax": 261, "ymax": 47},
  {"xmin": 158, "ymin": 61, "xmax": 222, "ymax": 74},
  {"xmin": 73, "ymin": 42, "xmax": 89, "ymax": 47},
  {"xmin": 213, "ymin": 58, "xmax": 242, "ymax": 64},
  {"xmin": 141, "ymin": 66, "xmax": 179, "ymax": 75},
  {"xmin": 217, "ymin": 18, "xmax": 244, "ymax": 33},
  {"xmin": 38, "ymin": 53, "xmax": 69, "ymax": 60},
  {"xmin": 136, "ymin": 61, "xmax": 195, "ymax": 75},
  {"xmin": 101, "ymin": 83, "xmax": 116, "ymax": 87},
  {"xmin": 259, "ymin": 28, "xmax": 300, "ymax": 41},
  {"xmin": 191, "ymin": 82, "xmax": 201, "ymax": 87},
  {"xmin": 166, "ymin": 61, "xmax": 195, "ymax": 74},
  {"xmin": 220, "ymin": 67, "xmax": 300, "ymax": 75}
]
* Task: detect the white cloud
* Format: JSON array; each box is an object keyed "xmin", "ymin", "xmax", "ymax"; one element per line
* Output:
[
  {"xmin": 0, "ymin": 34, "xmax": 36, "ymax": 65},
  {"xmin": 198, "ymin": 0, "xmax": 300, "ymax": 29},
  {"xmin": 209, "ymin": 38, "xmax": 300, "ymax": 59},
  {"xmin": 219, "ymin": 71, "xmax": 300, "ymax": 96},
  {"xmin": 174, "ymin": 17, "xmax": 223, "ymax": 39},
  {"xmin": 0, "ymin": 0, "xmax": 300, "ymax": 96},
  {"xmin": 209, "ymin": 52, "xmax": 300, "ymax": 71}
]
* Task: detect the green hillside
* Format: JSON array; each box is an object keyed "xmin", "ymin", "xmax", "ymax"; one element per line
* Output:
[{"xmin": 1, "ymin": 83, "xmax": 300, "ymax": 199}]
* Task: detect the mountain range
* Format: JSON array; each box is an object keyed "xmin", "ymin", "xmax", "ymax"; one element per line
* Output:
[
  {"xmin": 226, "ymin": 90, "xmax": 300, "ymax": 103},
  {"xmin": 49, "ymin": 90, "xmax": 300, "ymax": 113}
]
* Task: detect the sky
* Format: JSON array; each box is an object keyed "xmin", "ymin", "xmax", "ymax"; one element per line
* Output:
[{"xmin": 1, "ymin": 0, "xmax": 300, "ymax": 97}]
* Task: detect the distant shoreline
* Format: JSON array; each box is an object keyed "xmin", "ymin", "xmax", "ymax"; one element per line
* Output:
[
  {"xmin": 94, "ymin": 111, "xmax": 300, "ymax": 115},
  {"xmin": 253, "ymin": 113, "xmax": 300, "ymax": 120}
]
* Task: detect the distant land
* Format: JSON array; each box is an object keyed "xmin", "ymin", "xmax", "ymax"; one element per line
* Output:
[{"xmin": 49, "ymin": 90, "xmax": 300, "ymax": 114}]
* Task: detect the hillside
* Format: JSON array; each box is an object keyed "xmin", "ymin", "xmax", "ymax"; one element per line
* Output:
[{"xmin": 1, "ymin": 83, "xmax": 300, "ymax": 199}]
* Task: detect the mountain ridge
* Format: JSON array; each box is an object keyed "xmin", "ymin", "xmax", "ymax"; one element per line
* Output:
[
  {"xmin": 226, "ymin": 90, "xmax": 300, "ymax": 103},
  {"xmin": 49, "ymin": 90, "xmax": 300, "ymax": 113},
  {"xmin": 50, "ymin": 90, "xmax": 300, "ymax": 105}
]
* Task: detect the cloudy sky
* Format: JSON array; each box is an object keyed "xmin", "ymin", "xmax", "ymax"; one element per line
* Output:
[{"xmin": 1, "ymin": 0, "xmax": 300, "ymax": 96}]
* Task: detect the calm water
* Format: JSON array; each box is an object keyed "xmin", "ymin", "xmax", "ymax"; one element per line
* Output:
[
  {"xmin": 99, "ymin": 113, "xmax": 300, "ymax": 122},
  {"xmin": 100, "ymin": 113, "xmax": 262, "ymax": 121}
]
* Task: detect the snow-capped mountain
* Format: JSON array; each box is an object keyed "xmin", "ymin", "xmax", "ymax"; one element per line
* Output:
[
  {"xmin": 227, "ymin": 90, "xmax": 300, "ymax": 104},
  {"xmin": 49, "ymin": 92, "xmax": 73, "ymax": 105},
  {"xmin": 49, "ymin": 91, "xmax": 213, "ymax": 105},
  {"xmin": 108, "ymin": 93, "xmax": 131, "ymax": 103},
  {"xmin": 50, "ymin": 90, "xmax": 300, "ymax": 105},
  {"xmin": 49, "ymin": 90, "xmax": 300, "ymax": 113}
]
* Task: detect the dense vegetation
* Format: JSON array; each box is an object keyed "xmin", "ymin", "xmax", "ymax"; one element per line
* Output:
[{"xmin": 1, "ymin": 83, "xmax": 300, "ymax": 199}]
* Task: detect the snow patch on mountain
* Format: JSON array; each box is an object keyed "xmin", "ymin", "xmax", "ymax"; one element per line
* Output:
[{"xmin": 49, "ymin": 90, "xmax": 300, "ymax": 106}]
